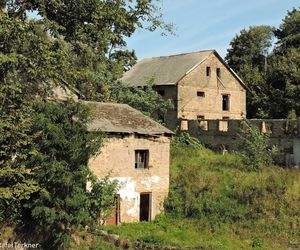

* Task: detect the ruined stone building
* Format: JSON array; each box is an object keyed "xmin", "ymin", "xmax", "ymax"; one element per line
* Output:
[
  {"xmin": 121, "ymin": 50, "xmax": 249, "ymax": 129},
  {"xmin": 87, "ymin": 101, "xmax": 173, "ymax": 224}
]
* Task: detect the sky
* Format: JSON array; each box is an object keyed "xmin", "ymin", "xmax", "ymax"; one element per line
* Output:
[{"xmin": 125, "ymin": 0, "xmax": 299, "ymax": 60}]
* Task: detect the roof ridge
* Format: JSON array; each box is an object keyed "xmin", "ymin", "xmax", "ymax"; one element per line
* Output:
[
  {"xmin": 83, "ymin": 100, "xmax": 129, "ymax": 107},
  {"xmin": 85, "ymin": 101, "xmax": 172, "ymax": 131},
  {"xmin": 144, "ymin": 49, "xmax": 215, "ymax": 60}
]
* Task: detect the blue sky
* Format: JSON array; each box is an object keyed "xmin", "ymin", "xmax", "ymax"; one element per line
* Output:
[{"xmin": 125, "ymin": 0, "xmax": 299, "ymax": 60}]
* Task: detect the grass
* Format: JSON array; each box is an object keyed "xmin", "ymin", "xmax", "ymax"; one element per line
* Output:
[
  {"xmin": 105, "ymin": 216, "xmax": 254, "ymax": 249},
  {"xmin": 104, "ymin": 146, "xmax": 300, "ymax": 250}
]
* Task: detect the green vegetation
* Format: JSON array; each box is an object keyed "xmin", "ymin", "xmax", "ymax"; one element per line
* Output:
[
  {"xmin": 0, "ymin": 1, "xmax": 171, "ymax": 248},
  {"xmin": 226, "ymin": 7, "xmax": 300, "ymax": 119},
  {"xmin": 109, "ymin": 80, "xmax": 173, "ymax": 121},
  {"xmin": 1, "ymin": 2, "xmax": 300, "ymax": 249},
  {"xmin": 236, "ymin": 119, "xmax": 278, "ymax": 171},
  {"xmin": 105, "ymin": 146, "xmax": 300, "ymax": 249}
]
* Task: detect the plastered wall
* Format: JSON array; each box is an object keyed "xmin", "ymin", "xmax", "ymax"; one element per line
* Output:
[{"xmin": 89, "ymin": 134, "xmax": 170, "ymax": 223}]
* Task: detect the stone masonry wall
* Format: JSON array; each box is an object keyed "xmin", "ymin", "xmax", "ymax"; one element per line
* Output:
[
  {"xmin": 154, "ymin": 85, "xmax": 178, "ymax": 130},
  {"xmin": 88, "ymin": 134, "xmax": 170, "ymax": 223},
  {"xmin": 181, "ymin": 119, "xmax": 300, "ymax": 167},
  {"xmin": 177, "ymin": 53, "xmax": 246, "ymax": 120}
]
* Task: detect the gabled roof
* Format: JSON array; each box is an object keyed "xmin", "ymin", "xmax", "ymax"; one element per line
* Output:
[
  {"xmin": 85, "ymin": 101, "xmax": 173, "ymax": 136},
  {"xmin": 120, "ymin": 50, "xmax": 248, "ymax": 90}
]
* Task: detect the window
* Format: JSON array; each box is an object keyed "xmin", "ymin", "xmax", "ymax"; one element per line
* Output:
[
  {"xmin": 197, "ymin": 91, "xmax": 205, "ymax": 97},
  {"xmin": 135, "ymin": 150, "xmax": 149, "ymax": 169},
  {"xmin": 158, "ymin": 113, "xmax": 165, "ymax": 123},
  {"xmin": 222, "ymin": 94, "xmax": 230, "ymax": 111},
  {"xmin": 206, "ymin": 67, "xmax": 211, "ymax": 76},
  {"xmin": 157, "ymin": 90, "xmax": 165, "ymax": 96},
  {"xmin": 219, "ymin": 120, "xmax": 228, "ymax": 132},
  {"xmin": 222, "ymin": 116, "xmax": 229, "ymax": 120},
  {"xmin": 197, "ymin": 115, "xmax": 205, "ymax": 120},
  {"xmin": 216, "ymin": 68, "xmax": 221, "ymax": 77}
]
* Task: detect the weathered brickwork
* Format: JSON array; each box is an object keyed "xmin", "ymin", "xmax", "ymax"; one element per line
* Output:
[
  {"xmin": 89, "ymin": 134, "xmax": 170, "ymax": 223},
  {"xmin": 177, "ymin": 53, "xmax": 246, "ymax": 120}
]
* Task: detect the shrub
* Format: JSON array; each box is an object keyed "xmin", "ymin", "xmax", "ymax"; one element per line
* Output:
[
  {"xmin": 236, "ymin": 119, "xmax": 277, "ymax": 171},
  {"xmin": 171, "ymin": 132, "xmax": 204, "ymax": 149}
]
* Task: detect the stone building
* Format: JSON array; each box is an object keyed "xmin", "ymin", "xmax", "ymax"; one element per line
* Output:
[
  {"xmin": 121, "ymin": 50, "xmax": 249, "ymax": 129},
  {"xmin": 87, "ymin": 101, "xmax": 173, "ymax": 224}
]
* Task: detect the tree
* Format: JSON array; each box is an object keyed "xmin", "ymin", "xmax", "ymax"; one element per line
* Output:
[
  {"xmin": 274, "ymin": 8, "xmax": 300, "ymax": 53},
  {"xmin": 109, "ymin": 80, "xmax": 173, "ymax": 121},
  {"xmin": 225, "ymin": 26, "xmax": 275, "ymax": 118},
  {"xmin": 267, "ymin": 8, "xmax": 300, "ymax": 118},
  {"xmin": 4, "ymin": 0, "xmax": 173, "ymax": 100},
  {"xmin": 226, "ymin": 26, "xmax": 275, "ymax": 73},
  {"xmin": 1, "ymin": 1, "xmax": 171, "ymax": 245},
  {"xmin": 0, "ymin": 12, "xmax": 70, "ymax": 223},
  {"xmin": 22, "ymin": 101, "xmax": 118, "ymax": 247},
  {"xmin": 226, "ymin": 8, "xmax": 300, "ymax": 119}
]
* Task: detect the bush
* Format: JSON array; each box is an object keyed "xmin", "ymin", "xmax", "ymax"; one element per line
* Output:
[
  {"xmin": 236, "ymin": 119, "xmax": 277, "ymax": 171},
  {"xmin": 171, "ymin": 132, "xmax": 204, "ymax": 149}
]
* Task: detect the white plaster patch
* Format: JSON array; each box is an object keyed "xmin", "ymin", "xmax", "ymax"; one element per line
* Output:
[
  {"xmin": 86, "ymin": 181, "xmax": 92, "ymax": 192},
  {"xmin": 141, "ymin": 175, "xmax": 160, "ymax": 190},
  {"xmin": 127, "ymin": 198, "xmax": 139, "ymax": 217},
  {"xmin": 152, "ymin": 175, "xmax": 160, "ymax": 183},
  {"xmin": 109, "ymin": 177, "xmax": 139, "ymax": 217},
  {"xmin": 141, "ymin": 177, "xmax": 151, "ymax": 190}
]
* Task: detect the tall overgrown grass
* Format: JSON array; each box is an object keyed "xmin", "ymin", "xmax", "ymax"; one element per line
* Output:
[
  {"xmin": 105, "ymin": 146, "xmax": 300, "ymax": 249},
  {"xmin": 166, "ymin": 147, "xmax": 300, "ymax": 235}
]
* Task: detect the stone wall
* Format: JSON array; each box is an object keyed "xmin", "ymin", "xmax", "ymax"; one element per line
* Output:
[
  {"xmin": 181, "ymin": 119, "xmax": 300, "ymax": 167},
  {"xmin": 154, "ymin": 53, "xmax": 247, "ymax": 130},
  {"xmin": 177, "ymin": 53, "xmax": 246, "ymax": 120},
  {"xmin": 88, "ymin": 134, "xmax": 170, "ymax": 223},
  {"xmin": 154, "ymin": 85, "xmax": 178, "ymax": 130}
]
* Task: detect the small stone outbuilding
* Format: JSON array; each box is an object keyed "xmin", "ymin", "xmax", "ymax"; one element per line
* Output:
[
  {"xmin": 87, "ymin": 101, "xmax": 173, "ymax": 224},
  {"xmin": 121, "ymin": 50, "xmax": 249, "ymax": 129}
]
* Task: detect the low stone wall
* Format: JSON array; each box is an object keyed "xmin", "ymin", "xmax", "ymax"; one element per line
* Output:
[
  {"xmin": 98, "ymin": 230, "xmax": 181, "ymax": 250},
  {"xmin": 180, "ymin": 119, "xmax": 300, "ymax": 167}
]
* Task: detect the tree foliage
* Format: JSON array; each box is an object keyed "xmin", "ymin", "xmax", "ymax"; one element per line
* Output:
[
  {"xmin": 4, "ymin": 0, "xmax": 173, "ymax": 100},
  {"xmin": 109, "ymin": 80, "xmax": 173, "ymax": 120},
  {"xmin": 225, "ymin": 25, "xmax": 275, "ymax": 118},
  {"xmin": 226, "ymin": 25, "xmax": 275, "ymax": 73},
  {"xmin": 267, "ymin": 8, "xmax": 300, "ymax": 118},
  {"xmin": 226, "ymin": 8, "xmax": 300, "ymax": 119},
  {"xmin": 0, "ymin": 12, "xmax": 70, "ymax": 223},
  {"xmin": 0, "ymin": 0, "xmax": 171, "ymax": 246},
  {"xmin": 22, "ymin": 101, "xmax": 118, "ymax": 247}
]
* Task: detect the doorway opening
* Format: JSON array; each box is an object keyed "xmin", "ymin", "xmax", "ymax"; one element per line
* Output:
[
  {"xmin": 106, "ymin": 195, "xmax": 120, "ymax": 225},
  {"xmin": 139, "ymin": 193, "xmax": 151, "ymax": 221}
]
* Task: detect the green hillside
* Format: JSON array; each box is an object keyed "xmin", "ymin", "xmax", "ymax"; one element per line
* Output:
[{"xmin": 104, "ymin": 146, "xmax": 300, "ymax": 250}]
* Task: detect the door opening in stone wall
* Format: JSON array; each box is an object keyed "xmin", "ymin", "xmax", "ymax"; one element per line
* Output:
[
  {"xmin": 140, "ymin": 193, "xmax": 151, "ymax": 221},
  {"xmin": 106, "ymin": 195, "xmax": 120, "ymax": 225}
]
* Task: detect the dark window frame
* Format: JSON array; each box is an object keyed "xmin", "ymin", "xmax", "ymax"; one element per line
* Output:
[
  {"xmin": 222, "ymin": 94, "xmax": 230, "ymax": 111},
  {"xmin": 197, "ymin": 91, "xmax": 205, "ymax": 97},
  {"xmin": 135, "ymin": 150, "xmax": 149, "ymax": 169},
  {"xmin": 206, "ymin": 67, "xmax": 211, "ymax": 76},
  {"xmin": 157, "ymin": 90, "xmax": 165, "ymax": 97},
  {"xmin": 217, "ymin": 68, "xmax": 221, "ymax": 77}
]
